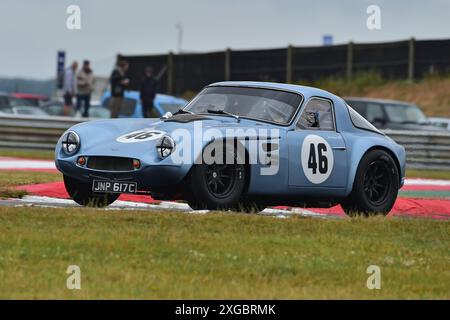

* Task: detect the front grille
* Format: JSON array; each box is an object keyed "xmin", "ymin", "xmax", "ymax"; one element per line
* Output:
[{"xmin": 87, "ymin": 156, "xmax": 134, "ymax": 171}]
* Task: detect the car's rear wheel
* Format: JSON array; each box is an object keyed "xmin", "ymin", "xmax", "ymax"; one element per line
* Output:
[
  {"xmin": 186, "ymin": 146, "xmax": 246, "ymax": 211},
  {"xmin": 341, "ymin": 149, "xmax": 399, "ymax": 217},
  {"xmin": 63, "ymin": 175, "xmax": 119, "ymax": 207}
]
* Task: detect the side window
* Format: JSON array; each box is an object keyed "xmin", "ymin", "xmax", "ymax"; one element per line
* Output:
[
  {"xmin": 347, "ymin": 101, "xmax": 367, "ymax": 117},
  {"xmin": 297, "ymin": 98, "xmax": 335, "ymax": 130},
  {"xmin": 365, "ymin": 103, "xmax": 384, "ymax": 122}
]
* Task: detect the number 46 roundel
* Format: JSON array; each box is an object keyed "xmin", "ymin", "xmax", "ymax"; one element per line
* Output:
[{"xmin": 301, "ymin": 135, "xmax": 334, "ymax": 184}]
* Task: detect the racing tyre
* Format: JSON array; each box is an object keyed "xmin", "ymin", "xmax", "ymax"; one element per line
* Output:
[
  {"xmin": 186, "ymin": 145, "xmax": 246, "ymax": 211},
  {"xmin": 63, "ymin": 175, "xmax": 120, "ymax": 207},
  {"xmin": 341, "ymin": 149, "xmax": 399, "ymax": 217}
]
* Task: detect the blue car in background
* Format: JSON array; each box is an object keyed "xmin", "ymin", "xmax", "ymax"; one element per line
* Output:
[{"xmin": 101, "ymin": 90, "xmax": 188, "ymax": 118}]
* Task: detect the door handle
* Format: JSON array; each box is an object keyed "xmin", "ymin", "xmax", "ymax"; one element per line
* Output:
[{"xmin": 332, "ymin": 146, "xmax": 346, "ymax": 150}]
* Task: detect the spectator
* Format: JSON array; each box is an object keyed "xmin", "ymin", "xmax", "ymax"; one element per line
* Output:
[
  {"xmin": 63, "ymin": 61, "xmax": 78, "ymax": 116},
  {"xmin": 109, "ymin": 60, "xmax": 130, "ymax": 118},
  {"xmin": 76, "ymin": 60, "xmax": 95, "ymax": 118},
  {"xmin": 140, "ymin": 66, "xmax": 159, "ymax": 118}
]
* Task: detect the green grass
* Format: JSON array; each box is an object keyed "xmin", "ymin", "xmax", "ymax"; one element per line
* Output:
[
  {"xmin": 406, "ymin": 169, "xmax": 450, "ymax": 180},
  {"xmin": 0, "ymin": 207, "xmax": 448, "ymax": 299},
  {"xmin": 399, "ymin": 190, "xmax": 450, "ymax": 200},
  {"xmin": 0, "ymin": 148, "xmax": 54, "ymax": 160},
  {"xmin": 0, "ymin": 170, "xmax": 62, "ymax": 199}
]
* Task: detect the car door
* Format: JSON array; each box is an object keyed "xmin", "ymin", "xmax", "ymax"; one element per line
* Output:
[{"xmin": 287, "ymin": 97, "xmax": 347, "ymax": 188}]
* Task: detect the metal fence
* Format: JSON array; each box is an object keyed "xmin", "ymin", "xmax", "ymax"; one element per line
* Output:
[
  {"xmin": 1, "ymin": 115, "xmax": 449, "ymax": 171},
  {"xmin": 0, "ymin": 115, "xmax": 82, "ymax": 150},
  {"xmin": 120, "ymin": 38, "xmax": 450, "ymax": 96}
]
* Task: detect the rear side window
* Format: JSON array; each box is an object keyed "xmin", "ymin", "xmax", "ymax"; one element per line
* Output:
[
  {"xmin": 347, "ymin": 105, "xmax": 382, "ymax": 134},
  {"xmin": 297, "ymin": 98, "xmax": 335, "ymax": 130},
  {"xmin": 346, "ymin": 101, "xmax": 367, "ymax": 117}
]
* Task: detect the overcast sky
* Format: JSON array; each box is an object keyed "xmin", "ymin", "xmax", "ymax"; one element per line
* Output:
[{"xmin": 1, "ymin": 0, "xmax": 449, "ymax": 79}]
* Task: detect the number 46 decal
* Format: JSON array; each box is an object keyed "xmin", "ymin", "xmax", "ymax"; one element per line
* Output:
[
  {"xmin": 117, "ymin": 129, "xmax": 166, "ymax": 143},
  {"xmin": 301, "ymin": 135, "xmax": 334, "ymax": 184},
  {"xmin": 308, "ymin": 143, "xmax": 328, "ymax": 174}
]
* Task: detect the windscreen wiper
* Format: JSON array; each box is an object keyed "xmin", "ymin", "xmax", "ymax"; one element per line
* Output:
[
  {"xmin": 173, "ymin": 108, "xmax": 194, "ymax": 115},
  {"xmin": 206, "ymin": 109, "xmax": 240, "ymax": 121}
]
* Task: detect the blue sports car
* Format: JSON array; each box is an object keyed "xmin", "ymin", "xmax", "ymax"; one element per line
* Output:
[
  {"xmin": 55, "ymin": 81, "xmax": 406, "ymax": 216},
  {"xmin": 101, "ymin": 90, "xmax": 188, "ymax": 118}
]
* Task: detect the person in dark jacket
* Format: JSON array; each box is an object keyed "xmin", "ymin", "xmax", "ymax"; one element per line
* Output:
[
  {"xmin": 140, "ymin": 66, "xmax": 159, "ymax": 118},
  {"xmin": 109, "ymin": 60, "xmax": 129, "ymax": 118}
]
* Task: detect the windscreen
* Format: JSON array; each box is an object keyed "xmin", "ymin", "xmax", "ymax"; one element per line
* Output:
[{"xmin": 185, "ymin": 86, "xmax": 303, "ymax": 124}]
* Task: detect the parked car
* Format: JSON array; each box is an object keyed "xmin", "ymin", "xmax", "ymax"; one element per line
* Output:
[
  {"xmin": 101, "ymin": 90, "xmax": 188, "ymax": 118},
  {"xmin": 428, "ymin": 117, "xmax": 450, "ymax": 131},
  {"xmin": 0, "ymin": 93, "xmax": 35, "ymax": 108},
  {"xmin": 87, "ymin": 102, "xmax": 111, "ymax": 119},
  {"xmin": 40, "ymin": 99, "xmax": 110, "ymax": 118},
  {"xmin": 56, "ymin": 81, "xmax": 405, "ymax": 216},
  {"xmin": 11, "ymin": 93, "xmax": 49, "ymax": 106},
  {"xmin": 344, "ymin": 97, "xmax": 442, "ymax": 131},
  {"xmin": 0, "ymin": 105, "xmax": 49, "ymax": 116},
  {"xmin": 40, "ymin": 100, "xmax": 74, "ymax": 117}
]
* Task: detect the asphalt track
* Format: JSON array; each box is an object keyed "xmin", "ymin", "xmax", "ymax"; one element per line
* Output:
[{"xmin": 1, "ymin": 157, "xmax": 449, "ymax": 220}]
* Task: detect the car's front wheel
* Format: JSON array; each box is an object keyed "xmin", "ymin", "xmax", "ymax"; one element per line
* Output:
[
  {"xmin": 63, "ymin": 175, "xmax": 119, "ymax": 207},
  {"xmin": 186, "ymin": 146, "xmax": 246, "ymax": 211},
  {"xmin": 341, "ymin": 149, "xmax": 399, "ymax": 217}
]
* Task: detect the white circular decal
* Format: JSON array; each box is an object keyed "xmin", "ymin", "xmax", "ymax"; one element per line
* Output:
[
  {"xmin": 301, "ymin": 135, "xmax": 334, "ymax": 184},
  {"xmin": 116, "ymin": 128, "xmax": 166, "ymax": 143}
]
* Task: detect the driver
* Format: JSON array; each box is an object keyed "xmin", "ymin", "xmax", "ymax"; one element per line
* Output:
[{"xmin": 225, "ymin": 96, "xmax": 245, "ymax": 116}]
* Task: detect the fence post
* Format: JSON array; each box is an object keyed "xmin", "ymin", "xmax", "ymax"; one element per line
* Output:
[
  {"xmin": 347, "ymin": 41, "xmax": 353, "ymax": 80},
  {"xmin": 286, "ymin": 44, "xmax": 293, "ymax": 84},
  {"xmin": 167, "ymin": 51, "xmax": 174, "ymax": 94},
  {"xmin": 408, "ymin": 37, "xmax": 415, "ymax": 82},
  {"xmin": 225, "ymin": 48, "xmax": 231, "ymax": 81}
]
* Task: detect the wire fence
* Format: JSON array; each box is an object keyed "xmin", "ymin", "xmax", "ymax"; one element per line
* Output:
[{"xmin": 120, "ymin": 38, "xmax": 450, "ymax": 96}]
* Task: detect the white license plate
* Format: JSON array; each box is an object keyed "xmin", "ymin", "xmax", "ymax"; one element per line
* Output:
[{"xmin": 92, "ymin": 180, "xmax": 137, "ymax": 194}]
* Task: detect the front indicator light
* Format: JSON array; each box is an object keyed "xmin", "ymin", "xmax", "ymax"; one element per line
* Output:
[
  {"xmin": 77, "ymin": 156, "xmax": 86, "ymax": 166},
  {"xmin": 133, "ymin": 159, "xmax": 141, "ymax": 169}
]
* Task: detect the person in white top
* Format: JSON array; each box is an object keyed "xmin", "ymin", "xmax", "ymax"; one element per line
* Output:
[
  {"xmin": 76, "ymin": 60, "xmax": 95, "ymax": 118},
  {"xmin": 63, "ymin": 61, "xmax": 78, "ymax": 116}
]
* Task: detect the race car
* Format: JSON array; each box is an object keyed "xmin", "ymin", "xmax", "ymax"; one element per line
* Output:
[{"xmin": 55, "ymin": 81, "xmax": 406, "ymax": 216}]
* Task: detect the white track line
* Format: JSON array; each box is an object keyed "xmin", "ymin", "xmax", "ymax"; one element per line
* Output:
[
  {"xmin": 0, "ymin": 158, "xmax": 55, "ymax": 170},
  {"xmin": 404, "ymin": 178, "xmax": 450, "ymax": 186},
  {"xmin": 0, "ymin": 195, "xmax": 340, "ymax": 219}
]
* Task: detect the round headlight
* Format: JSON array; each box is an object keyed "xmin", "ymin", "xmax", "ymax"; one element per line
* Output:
[
  {"xmin": 156, "ymin": 135, "xmax": 175, "ymax": 159},
  {"xmin": 61, "ymin": 131, "xmax": 80, "ymax": 155}
]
